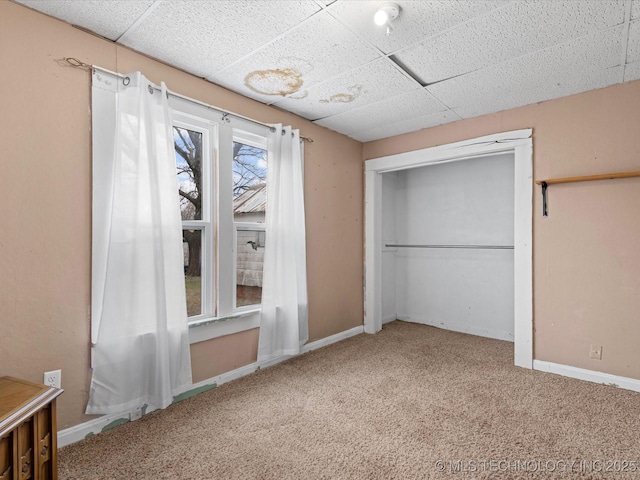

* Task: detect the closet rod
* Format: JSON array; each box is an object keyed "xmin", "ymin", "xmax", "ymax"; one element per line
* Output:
[{"xmin": 385, "ymin": 244, "xmax": 514, "ymax": 250}]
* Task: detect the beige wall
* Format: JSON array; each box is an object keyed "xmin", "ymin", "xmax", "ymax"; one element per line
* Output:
[
  {"xmin": 0, "ymin": 1, "xmax": 363, "ymax": 430},
  {"xmin": 190, "ymin": 329, "xmax": 260, "ymax": 384},
  {"xmin": 365, "ymin": 80, "xmax": 640, "ymax": 381}
]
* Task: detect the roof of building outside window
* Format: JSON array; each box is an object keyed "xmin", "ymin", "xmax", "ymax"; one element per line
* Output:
[{"xmin": 233, "ymin": 183, "xmax": 266, "ymax": 214}]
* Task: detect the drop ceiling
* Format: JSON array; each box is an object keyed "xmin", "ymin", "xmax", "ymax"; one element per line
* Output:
[{"xmin": 14, "ymin": 0, "xmax": 640, "ymax": 142}]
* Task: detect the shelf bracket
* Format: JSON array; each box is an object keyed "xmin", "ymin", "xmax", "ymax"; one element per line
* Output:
[{"xmin": 541, "ymin": 181, "xmax": 548, "ymax": 217}]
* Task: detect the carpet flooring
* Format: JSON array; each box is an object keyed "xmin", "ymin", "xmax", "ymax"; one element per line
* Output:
[{"xmin": 59, "ymin": 321, "xmax": 640, "ymax": 479}]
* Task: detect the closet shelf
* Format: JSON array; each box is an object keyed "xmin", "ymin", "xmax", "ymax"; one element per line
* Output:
[{"xmin": 535, "ymin": 170, "xmax": 640, "ymax": 216}]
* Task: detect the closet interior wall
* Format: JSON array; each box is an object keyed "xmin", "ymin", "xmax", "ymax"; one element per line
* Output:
[{"xmin": 382, "ymin": 154, "xmax": 516, "ymax": 341}]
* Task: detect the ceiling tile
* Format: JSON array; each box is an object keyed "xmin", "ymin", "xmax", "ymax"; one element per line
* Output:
[
  {"xmin": 443, "ymin": 66, "xmax": 621, "ymax": 120},
  {"xmin": 349, "ymin": 110, "xmax": 462, "ymax": 143},
  {"xmin": 627, "ymin": 20, "xmax": 640, "ymax": 64},
  {"xmin": 14, "ymin": 0, "xmax": 155, "ymax": 40},
  {"xmin": 314, "ymin": 88, "xmax": 447, "ymax": 135},
  {"xmin": 633, "ymin": 0, "xmax": 640, "ymax": 19},
  {"xmin": 329, "ymin": 0, "xmax": 509, "ymax": 55},
  {"xmin": 120, "ymin": 1, "xmax": 321, "ymax": 78},
  {"xmin": 208, "ymin": 11, "xmax": 381, "ymax": 105},
  {"xmin": 397, "ymin": 0, "xmax": 626, "ymax": 84},
  {"xmin": 272, "ymin": 58, "xmax": 418, "ymax": 120},
  {"xmin": 428, "ymin": 26, "xmax": 623, "ymax": 118}
]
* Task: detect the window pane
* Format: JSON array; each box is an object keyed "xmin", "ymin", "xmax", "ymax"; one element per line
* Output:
[
  {"xmin": 174, "ymin": 127, "xmax": 203, "ymax": 220},
  {"xmin": 183, "ymin": 229, "xmax": 202, "ymax": 317},
  {"xmin": 236, "ymin": 229, "xmax": 265, "ymax": 307},
  {"xmin": 233, "ymin": 142, "xmax": 267, "ymax": 222}
]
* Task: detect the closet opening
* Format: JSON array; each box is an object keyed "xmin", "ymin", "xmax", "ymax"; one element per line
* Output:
[{"xmin": 365, "ymin": 130, "xmax": 533, "ymax": 368}]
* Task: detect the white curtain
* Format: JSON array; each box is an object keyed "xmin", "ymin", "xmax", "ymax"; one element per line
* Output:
[
  {"xmin": 87, "ymin": 72, "xmax": 192, "ymax": 415},
  {"xmin": 257, "ymin": 125, "xmax": 309, "ymax": 362}
]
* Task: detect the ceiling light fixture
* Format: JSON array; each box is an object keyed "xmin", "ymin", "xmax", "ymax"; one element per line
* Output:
[{"xmin": 374, "ymin": 2, "xmax": 400, "ymax": 36}]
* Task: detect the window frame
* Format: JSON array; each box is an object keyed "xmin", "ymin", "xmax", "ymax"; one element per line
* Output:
[
  {"xmin": 169, "ymin": 96, "xmax": 270, "ymax": 340},
  {"xmin": 232, "ymin": 131, "xmax": 268, "ymax": 312},
  {"xmin": 173, "ymin": 116, "xmax": 214, "ymax": 321}
]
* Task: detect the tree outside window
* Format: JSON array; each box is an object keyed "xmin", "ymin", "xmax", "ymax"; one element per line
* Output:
[{"xmin": 174, "ymin": 127, "xmax": 267, "ymax": 316}]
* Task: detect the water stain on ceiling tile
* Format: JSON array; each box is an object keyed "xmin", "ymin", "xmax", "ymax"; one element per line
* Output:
[
  {"xmin": 244, "ymin": 57, "xmax": 313, "ymax": 97},
  {"xmin": 320, "ymin": 84, "xmax": 363, "ymax": 104},
  {"xmin": 287, "ymin": 90, "xmax": 309, "ymax": 100},
  {"xmin": 244, "ymin": 67, "xmax": 304, "ymax": 96}
]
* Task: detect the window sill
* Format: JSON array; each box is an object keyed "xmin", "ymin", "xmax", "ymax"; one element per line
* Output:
[{"xmin": 188, "ymin": 309, "xmax": 261, "ymax": 344}]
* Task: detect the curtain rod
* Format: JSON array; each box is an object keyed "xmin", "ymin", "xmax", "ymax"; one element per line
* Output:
[{"xmin": 64, "ymin": 57, "xmax": 313, "ymax": 143}]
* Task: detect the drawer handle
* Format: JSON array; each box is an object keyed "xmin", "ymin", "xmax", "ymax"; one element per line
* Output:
[
  {"xmin": 41, "ymin": 444, "xmax": 48, "ymax": 457},
  {"xmin": 21, "ymin": 460, "xmax": 30, "ymax": 474}
]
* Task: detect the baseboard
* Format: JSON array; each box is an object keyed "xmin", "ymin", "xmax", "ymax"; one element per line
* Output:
[
  {"xmin": 58, "ymin": 325, "xmax": 364, "ymax": 448},
  {"xmin": 533, "ymin": 360, "xmax": 640, "ymax": 393},
  {"xmin": 57, "ymin": 407, "xmax": 155, "ymax": 448},
  {"xmin": 396, "ymin": 315, "xmax": 514, "ymax": 342},
  {"xmin": 302, "ymin": 325, "xmax": 364, "ymax": 352}
]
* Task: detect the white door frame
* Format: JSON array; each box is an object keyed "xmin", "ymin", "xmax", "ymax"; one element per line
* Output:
[{"xmin": 364, "ymin": 129, "xmax": 533, "ymax": 368}]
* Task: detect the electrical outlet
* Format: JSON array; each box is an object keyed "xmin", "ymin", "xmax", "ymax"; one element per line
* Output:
[
  {"xmin": 590, "ymin": 345, "xmax": 603, "ymax": 360},
  {"xmin": 43, "ymin": 369, "xmax": 61, "ymax": 388}
]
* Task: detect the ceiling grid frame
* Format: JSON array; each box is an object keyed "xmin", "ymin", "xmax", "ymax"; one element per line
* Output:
[
  {"xmin": 114, "ymin": 0, "xmax": 162, "ymax": 43},
  {"xmin": 620, "ymin": 0, "xmax": 635, "ymax": 83}
]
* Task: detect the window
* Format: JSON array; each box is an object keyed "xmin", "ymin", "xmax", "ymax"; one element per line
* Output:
[
  {"xmin": 232, "ymin": 137, "xmax": 267, "ymax": 309},
  {"xmin": 171, "ymin": 97, "xmax": 269, "ymax": 328},
  {"xmin": 174, "ymin": 126, "xmax": 206, "ymax": 317},
  {"xmin": 91, "ymin": 69, "xmax": 274, "ymax": 344},
  {"xmin": 235, "ymin": 226, "xmax": 266, "ymax": 308}
]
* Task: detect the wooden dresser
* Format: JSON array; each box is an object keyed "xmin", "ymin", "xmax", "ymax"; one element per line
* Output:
[{"xmin": 0, "ymin": 377, "xmax": 63, "ymax": 480}]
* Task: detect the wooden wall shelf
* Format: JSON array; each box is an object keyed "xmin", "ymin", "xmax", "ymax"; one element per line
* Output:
[
  {"xmin": 535, "ymin": 171, "xmax": 640, "ymax": 186},
  {"xmin": 535, "ymin": 170, "xmax": 640, "ymax": 216}
]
